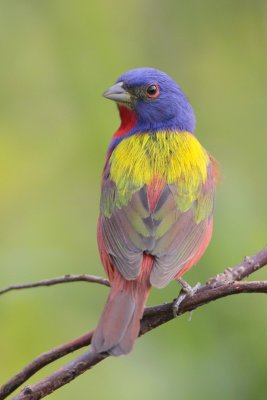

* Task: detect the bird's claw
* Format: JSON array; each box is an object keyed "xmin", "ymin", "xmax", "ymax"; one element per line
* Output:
[
  {"xmin": 172, "ymin": 278, "xmax": 201, "ymax": 318},
  {"xmin": 172, "ymin": 292, "xmax": 187, "ymax": 317}
]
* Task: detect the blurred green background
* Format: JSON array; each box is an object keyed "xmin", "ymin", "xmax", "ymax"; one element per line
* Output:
[{"xmin": 0, "ymin": 1, "xmax": 266, "ymax": 399}]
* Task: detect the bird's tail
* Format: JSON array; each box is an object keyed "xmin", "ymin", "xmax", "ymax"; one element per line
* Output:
[{"xmin": 92, "ymin": 255, "xmax": 153, "ymax": 356}]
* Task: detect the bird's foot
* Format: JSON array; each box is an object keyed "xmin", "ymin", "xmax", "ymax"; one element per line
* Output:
[{"xmin": 172, "ymin": 278, "xmax": 201, "ymax": 318}]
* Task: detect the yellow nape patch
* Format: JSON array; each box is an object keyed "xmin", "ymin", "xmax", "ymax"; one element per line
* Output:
[{"xmin": 109, "ymin": 131, "xmax": 210, "ymax": 211}]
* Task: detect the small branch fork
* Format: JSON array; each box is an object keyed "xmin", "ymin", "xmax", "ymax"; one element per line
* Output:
[{"xmin": 0, "ymin": 247, "xmax": 266, "ymax": 400}]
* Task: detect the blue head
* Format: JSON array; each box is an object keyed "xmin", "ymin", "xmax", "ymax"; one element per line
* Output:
[{"xmin": 103, "ymin": 68, "xmax": 196, "ymax": 134}]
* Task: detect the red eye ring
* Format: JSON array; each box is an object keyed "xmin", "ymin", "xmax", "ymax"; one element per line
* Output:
[{"xmin": 146, "ymin": 83, "xmax": 160, "ymax": 98}]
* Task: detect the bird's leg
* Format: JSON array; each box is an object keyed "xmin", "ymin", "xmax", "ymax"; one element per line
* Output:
[{"xmin": 172, "ymin": 278, "xmax": 201, "ymax": 317}]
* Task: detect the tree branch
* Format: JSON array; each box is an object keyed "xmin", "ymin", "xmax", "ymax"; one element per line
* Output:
[
  {"xmin": 10, "ymin": 280, "xmax": 267, "ymax": 400},
  {"xmin": 0, "ymin": 274, "xmax": 110, "ymax": 296},
  {"xmin": 0, "ymin": 332, "xmax": 94, "ymax": 400},
  {"xmin": 206, "ymin": 246, "xmax": 267, "ymax": 284},
  {"xmin": 0, "ymin": 246, "xmax": 266, "ymax": 400}
]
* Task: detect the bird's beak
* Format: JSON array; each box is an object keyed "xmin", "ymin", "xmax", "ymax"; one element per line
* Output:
[{"xmin": 102, "ymin": 82, "xmax": 131, "ymax": 103}]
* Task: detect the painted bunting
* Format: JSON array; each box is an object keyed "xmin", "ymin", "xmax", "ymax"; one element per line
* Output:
[{"xmin": 92, "ymin": 68, "xmax": 218, "ymax": 356}]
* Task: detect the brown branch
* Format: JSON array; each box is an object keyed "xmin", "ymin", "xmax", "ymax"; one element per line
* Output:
[
  {"xmin": 10, "ymin": 280, "xmax": 267, "ymax": 400},
  {"xmin": 207, "ymin": 246, "xmax": 267, "ymax": 284},
  {"xmin": 0, "ymin": 332, "xmax": 93, "ymax": 400},
  {"xmin": 0, "ymin": 274, "xmax": 110, "ymax": 296},
  {"xmin": 12, "ymin": 351, "xmax": 108, "ymax": 400},
  {"xmin": 2, "ymin": 281, "xmax": 267, "ymax": 400},
  {"xmin": 0, "ymin": 246, "xmax": 266, "ymax": 400}
]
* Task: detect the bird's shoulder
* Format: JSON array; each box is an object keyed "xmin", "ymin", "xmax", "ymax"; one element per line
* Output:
[
  {"xmin": 100, "ymin": 131, "xmax": 216, "ymax": 219},
  {"xmin": 108, "ymin": 130, "xmax": 210, "ymax": 187}
]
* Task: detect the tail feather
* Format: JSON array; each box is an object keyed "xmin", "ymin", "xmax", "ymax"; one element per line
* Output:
[
  {"xmin": 92, "ymin": 255, "xmax": 153, "ymax": 356},
  {"xmin": 92, "ymin": 288, "xmax": 136, "ymax": 354}
]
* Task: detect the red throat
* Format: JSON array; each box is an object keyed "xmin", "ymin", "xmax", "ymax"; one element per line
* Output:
[{"xmin": 113, "ymin": 105, "xmax": 138, "ymax": 138}]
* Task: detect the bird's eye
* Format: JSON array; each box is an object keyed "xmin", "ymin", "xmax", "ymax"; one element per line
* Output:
[{"xmin": 146, "ymin": 83, "xmax": 159, "ymax": 98}]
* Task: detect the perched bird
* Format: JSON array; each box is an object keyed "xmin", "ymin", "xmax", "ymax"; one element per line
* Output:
[{"xmin": 92, "ymin": 68, "xmax": 218, "ymax": 356}]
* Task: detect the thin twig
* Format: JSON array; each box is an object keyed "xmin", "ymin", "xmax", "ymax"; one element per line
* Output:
[
  {"xmin": 12, "ymin": 351, "xmax": 108, "ymax": 400},
  {"xmin": 0, "ymin": 332, "xmax": 93, "ymax": 400},
  {"xmin": 0, "ymin": 274, "xmax": 110, "ymax": 296},
  {"xmin": 207, "ymin": 245, "xmax": 267, "ymax": 284},
  {"xmin": 2, "ymin": 280, "xmax": 267, "ymax": 400},
  {"xmin": 0, "ymin": 246, "xmax": 266, "ymax": 400},
  {"xmin": 11, "ymin": 280, "xmax": 267, "ymax": 400}
]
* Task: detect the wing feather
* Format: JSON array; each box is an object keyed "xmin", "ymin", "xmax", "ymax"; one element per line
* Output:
[{"xmin": 99, "ymin": 133, "xmax": 217, "ymax": 286}]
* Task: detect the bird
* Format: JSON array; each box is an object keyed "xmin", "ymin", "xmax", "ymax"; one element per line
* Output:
[{"xmin": 92, "ymin": 68, "xmax": 219, "ymax": 356}]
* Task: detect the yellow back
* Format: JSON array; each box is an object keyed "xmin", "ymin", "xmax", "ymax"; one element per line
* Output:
[{"xmin": 109, "ymin": 131, "xmax": 209, "ymax": 211}]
